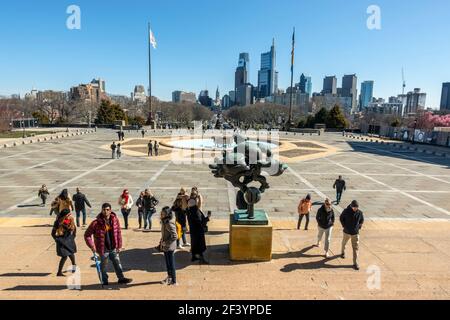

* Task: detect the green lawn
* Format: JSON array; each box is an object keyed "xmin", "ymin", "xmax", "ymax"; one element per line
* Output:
[{"xmin": 0, "ymin": 131, "xmax": 55, "ymax": 139}]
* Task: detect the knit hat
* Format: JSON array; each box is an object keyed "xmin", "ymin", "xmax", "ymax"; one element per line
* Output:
[{"xmin": 351, "ymin": 200, "xmax": 359, "ymax": 208}]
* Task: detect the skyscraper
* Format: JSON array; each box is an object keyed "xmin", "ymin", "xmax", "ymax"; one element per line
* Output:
[
  {"xmin": 299, "ymin": 74, "xmax": 312, "ymax": 96},
  {"xmin": 258, "ymin": 39, "xmax": 277, "ymax": 98},
  {"xmin": 322, "ymin": 76, "xmax": 337, "ymax": 95},
  {"xmin": 341, "ymin": 74, "xmax": 358, "ymax": 112},
  {"xmin": 235, "ymin": 53, "xmax": 250, "ymax": 89},
  {"xmin": 440, "ymin": 83, "xmax": 450, "ymax": 111},
  {"xmin": 359, "ymin": 81, "xmax": 374, "ymax": 110},
  {"xmin": 404, "ymin": 88, "xmax": 427, "ymax": 115}
]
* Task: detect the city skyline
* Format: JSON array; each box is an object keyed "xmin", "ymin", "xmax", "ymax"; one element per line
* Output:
[{"xmin": 1, "ymin": 0, "xmax": 449, "ymax": 108}]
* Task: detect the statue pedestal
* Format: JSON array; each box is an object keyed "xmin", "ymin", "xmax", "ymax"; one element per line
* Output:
[{"xmin": 229, "ymin": 210, "xmax": 273, "ymax": 262}]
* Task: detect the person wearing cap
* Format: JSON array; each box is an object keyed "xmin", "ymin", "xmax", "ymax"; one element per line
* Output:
[
  {"xmin": 72, "ymin": 187, "xmax": 92, "ymax": 228},
  {"xmin": 84, "ymin": 203, "xmax": 132, "ymax": 286},
  {"xmin": 340, "ymin": 200, "xmax": 365, "ymax": 270},
  {"xmin": 51, "ymin": 209, "xmax": 77, "ymax": 277},
  {"xmin": 297, "ymin": 194, "xmax": 312, "ymax": 230},
  {"xmin": 315, "ymin": 198, "xmax": 335, "ymax": 258},
  {"xmin": 333, "ymin": 176, "xmax": 347, "ymax": 205}
]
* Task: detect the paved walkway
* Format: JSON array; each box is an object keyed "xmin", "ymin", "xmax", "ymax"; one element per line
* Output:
[{"xmin": 0, "ymin": 218, "xmax": 448, "ymax": 300}]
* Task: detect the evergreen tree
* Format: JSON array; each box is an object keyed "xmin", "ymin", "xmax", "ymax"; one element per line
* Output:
[
  {"xmin": 95, "ymin": 100, "xmax": 127, "ymax": 125},
  {"xmin": 314, "ymin": 107, "xmax": 329, "ymax": 125},
  {"xmin": 325, "ymin": 105, "xmax": 348, "ymax": 129}
]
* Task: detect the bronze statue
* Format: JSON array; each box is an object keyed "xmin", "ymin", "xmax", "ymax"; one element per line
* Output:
[{"xmin": 209, "ymin": 133, "xmax": 287, "ymax": 219}]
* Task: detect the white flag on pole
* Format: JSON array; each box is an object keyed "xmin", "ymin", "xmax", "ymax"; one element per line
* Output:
[{"xmin": 150, "ymin": 29, "xmax": 157, "ymax": 49}]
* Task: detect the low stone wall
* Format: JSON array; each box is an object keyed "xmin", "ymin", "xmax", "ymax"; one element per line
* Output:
[{"xmin": 1, "ymin": 130, "xmax": 96, "ymax": 149}]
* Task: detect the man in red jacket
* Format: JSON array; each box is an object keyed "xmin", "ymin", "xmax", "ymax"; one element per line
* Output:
[{"xmin": 85, "ymin": 203, "xmax": 132, "ymax": 286}]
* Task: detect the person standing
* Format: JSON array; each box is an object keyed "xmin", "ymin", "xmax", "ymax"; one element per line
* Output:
[
  {"xmin": 315, "ymin": 198, "xmax": 335, "ymax": 258},
  {"xmin": 111, "ymin": 142, "xmax": 117, "ymax": 159},
  {"xmin": 340, "ymin": 200, "xmax": 365, "ymax": 271},
  {"xmin": 72, "ymin": 188, "xmax": 92, "ymax": 227},
  {"xmin": 54, "ymin": 189, "xmax": 74, "ymax": 216},
  {"xmin": 297, "ymin": 194, "xmax": 312, "ymax": 230},
  {"xmin": 172, "ymin": 188, "xmax": 190, "ymax": 249},
  {"xmin": 148, "ymin": 140, "xmax": 153, "ymax": 157},
  {"xmin": 51, "ymin": 209, "xmax": 77, "ymax": 277},
  {"xmin": 117, "ymin": 131, "xmax": 122, "ymax": 141},
  {"xmin": 117, "ymin": 143, "xmax": 122, "ymax": 159},
  {"xmin": 141, "ymin": 129, "xmax": 145, "ymax": 138},
  {"xmin": 38, "ymin": 185, "xmax": 50, "ymax": 206},
  {"xmin": 143, "ymin": 189, "xmax": 159, "ymax": 230},
  {"xmin": 333, "ymin": 176, "xmax": 347, "ymax": 205},
  {"xmin": 154, "ymin": 141, "xmax": 160, "ymax": 157},
  {"xmin": 118, "ymin": 189, "xmax": 133, "ymax": 230},
  {"xmin": 159, "ymin": 206, "xmax": 178, "ymax": 286},
  {"xmin": 190, "ymin": 187, "xmax": 204, "ymax": 211},
  {"xmin": 84, "ymin": 203, "xmax": 133, "ymax": 286},
  {"xmin": 121, "ymin": 131, "xmax": 125, "ymax": 141},
  {"xmin": 136, "ymin": 192, "xmax": 145, "ymax": 229},
  {"xmin": 186, "ymin": 191, "xmax": 210, "ymax": 264}
]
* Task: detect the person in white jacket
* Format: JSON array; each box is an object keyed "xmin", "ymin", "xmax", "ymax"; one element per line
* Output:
[{"xmin": 118, "ymin": 189, "xmax": 134, "ymax": 230}]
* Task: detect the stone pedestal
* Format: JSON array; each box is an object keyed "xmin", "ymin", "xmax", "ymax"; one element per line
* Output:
[{"xmin": 229, "ymin": 210, "xmax": 273, "ymax": 262}]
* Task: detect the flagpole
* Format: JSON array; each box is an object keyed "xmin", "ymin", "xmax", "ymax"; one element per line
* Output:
[
  {"xmin": 147, "ymin": 22, "xmax": 153, "ymax": 127},
  {"xmin": 288, "ymin": 27, "xmax": 295, "ymax": 128}
]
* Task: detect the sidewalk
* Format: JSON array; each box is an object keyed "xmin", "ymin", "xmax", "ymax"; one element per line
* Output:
[
  {"xmin": 0, "ymin": 129, "xmax": 95, "ymax": 148},
  {"xmin": 0, "ymin": 218, "xmax": 448, "ymax": 300}
]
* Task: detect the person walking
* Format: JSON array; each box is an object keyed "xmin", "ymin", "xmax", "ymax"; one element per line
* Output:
[
  {"xmin": 84, "ymin": 203, "xmax": 133, "ymax": 286},
  {"xmin": 333, "ymin": 175, "xmax": 347, "ymax": 205},
  {"xmin": 136, "ymin": 192, "xmax": 145, "ymax": 229},
  {"xmin": 186, "ymin": 190, "xmax": 210, "ymax": 264},
  {"xmin": 148, "ymin": 140, "xmax": 153, "ymax": 157},
  {"xmin": 51, "ymin": 209, "xmax": 77, "ymax": 277},
  {"xmin": 143, "ymin": 189, "xmax": 159, "ymax": 230},
  {"xmin": 117, "ymin": 143, "xmax": 122, "ymax": 159},
  {"xmin": 154, "ymin": 141, "xmax": 160, "ymax": 157},
  {"xmin": 111, "ymin": 142, "xmax": 117, "ymax": 159},
  {"xmin": 121, "ymin": 131, "xmax": 125, "ymax": 141},
  {"xmin": 141, "ymin": 129, "xmax": 145, "ymax": 138},
  {"xmin": 38, "ymin": 184, "xmax": 50, "ymax": 206},
  {"xmin": 117, "ymin": 131, "xmax": 122, "ymax": 141},
  {"xmin": 54, "ymin": 189, "xmax": 74, "ymax": 217},
  {"xmin": 340, "ymin": 200, "xmax": 365, "ymax": 271},
  {"xmin": 72, "ymin": 188, "xmax": 92, "ymax": 228},
  {"xmin": 159, "ymin": 206, "xmax": 178, "ymax": 286},
  {"xmin": 118, "ymin": 189, "xmax": 133, "ymax": 230},
  {"xmin": 315, "ymin": 198, "xmax": 335, "ymax": 258},
  {"xmin": 172, "ymin": 188, "xmax": 190, "ymax": 249},
  {"xmin": 297, "ymin": 194, "xmax": 312, "ymax": 230}
]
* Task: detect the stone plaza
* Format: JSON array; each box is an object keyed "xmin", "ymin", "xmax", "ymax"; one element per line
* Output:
[{"xmin": 0, "ymin": 129, "xmax": 449, "ymax": 299}]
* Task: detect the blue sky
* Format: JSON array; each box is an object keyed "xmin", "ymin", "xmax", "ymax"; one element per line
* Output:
[{"xmin": 0, "ymin": 0, "xmax": 449, "ymax": 108}]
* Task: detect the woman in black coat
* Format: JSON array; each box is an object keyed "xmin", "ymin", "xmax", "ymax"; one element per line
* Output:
[
  {"xmin": 51, "ymin": 209, "xmax": 77, "ymax": 276},
  {"xmin": 186, "ymin": 192, "xmax": 210, "ymax": 264}
]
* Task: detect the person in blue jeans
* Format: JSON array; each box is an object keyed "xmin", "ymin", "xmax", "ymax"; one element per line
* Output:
[
  {"xmin": 72, "ymin": 188, "xmax": 92, "ymax": 227},
  {"xmin": 333, "ymin": 176, "xmax": 347, "ymax": 205},
  {"xmin": 159, "ymin": 206, "xmax": 178, "ymax": 286},
  {"xmin": 143, "ymin": 189, "xmax": 159, "ymax": 230}
]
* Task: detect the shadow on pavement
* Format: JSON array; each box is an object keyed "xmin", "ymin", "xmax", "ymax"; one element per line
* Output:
[
  {"xmin": 3, "ymin": 281, "xmax": 162, "ymax": 291},
  {"xmin": 0, "ymin": 273, "xmax": 51, "ymax": 277}
]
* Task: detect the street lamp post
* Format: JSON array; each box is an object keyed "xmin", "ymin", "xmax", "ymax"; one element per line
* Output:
[
  {"xmin": 412, "ymin": 118, "xmax": 418, "ymax": 145},
  {"xmin": 22, "ymin": 113, "xmax": 25, "ymax": 139}
]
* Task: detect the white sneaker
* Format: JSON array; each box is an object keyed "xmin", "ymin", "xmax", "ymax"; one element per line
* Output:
[
  {"xmin": 177, "ymin": 245, "xmax": 183, "ymax": 250},
  {"xmin": 161, "ymin": 277, "xmax": 171, "ymax": 285},
  {"xmin": 184, "ymin": 243, "xmax": 191, "ymax": 247},
  {"xmin": 325, "ymin": 251, "xmax": 330, "ymax": 258}
]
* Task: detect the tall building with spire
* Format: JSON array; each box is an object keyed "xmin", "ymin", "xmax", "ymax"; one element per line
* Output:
[
  {"xmin": 215, "ymin": 86, "xmax": 221, "ymax": 106},
  {"xmin": 258, "ymin": 39, "xmax": 277, "ymax": 98}
]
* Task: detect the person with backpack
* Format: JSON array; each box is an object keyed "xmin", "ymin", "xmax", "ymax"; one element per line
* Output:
[
  {"xmin": 143, "ymin": 189, "xmax": 159, "ymax": 230},
  {"xmin": 172, "ymin": 188, "xmax": 190, "ymax": 249},
  {"xmin": 333, "ymin": 176, "xmax": 347, "ymax": 205},
  {"xmin": 84, "ymin": 203, "xmax": 133, "ymax": 286},
  {"xmin": 159, "ymin": 206, "xmax": 179, "ymax": 286},
  {"xmin": 51, "ymin": 209, "xmax": 77, "ymax": 277},
  {"xmin": 38, "ymin": 184, "xmax": 50, "ymax": 206},
  {"xmin": 340, "ymin": 200, "xmax": 365, "ymax": 270},
  {"xmin": 297, "ymin": 194, "xmax": 312, "ymax": 230},
  {"xmin": 72, "ymin": 187, "xmax": 92, "ymax": 227},
  {"xmin": 111, "ymin": 142, "xmax": 117, "ymax": 159},
  {"xmin": 118, "ymin": 189, "xmax": 133, "ymax": 230},
  {"xmin": 315, "ymin": 198, "xmax": 335, "ymax": 258},
  {"xmin": 136, "ymin": 191, "xmax": 145, "ymax": 229},
  {"xmin": 53, "ymin": 189, "xmax": 74, "ymax": 217}
]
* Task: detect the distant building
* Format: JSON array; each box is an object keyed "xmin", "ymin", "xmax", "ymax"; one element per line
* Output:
[
  {"xmin": 222, "ymin": 95, "xmax": 231, "ymax": 109},
  {"xmin": 440, "ymin": 82, "xmax": 450, "ymax": 111},
  {"xmin": 341, "ymin": 74, "xmax": 358, "ymax": 113},
  {"xmin": 215, "ymin": 87, "xmax": 221, "ymax": 106},
  {"xmin": 322, "ymin": 76, "xmax": 337, "ymax": 95},
  {"xmin": 133, "ymin": 85, "xmax": 147, "ymax": 104},
  {"xmin": 236, "ymin": 84, "xmax": 253, "ymax": 106},
  {"xmin": 299, "ymin": 74, "xmax": 312, "ymax": 96},
  {"xmin": 172, "ymin": 91, "xmax": 197, "ymax": 104},
  {"xmin": 258, "ymin": 39, "xmax": 277, "ymax": 98},
  {"xmin": 359, "ymin": 81, "xmax": 374, "ymax": 110},
  {"xmin": 404, "ymin": 88, "xmax": 427, "ymax": 115},
  {"xmin": 37, "ymin": 90, "xmax": 67, "ymax": 103},
  {"xmin": 24, "ymin": 88, "xmax": 38, "ymax": 101},
  {"xmin": 199, "ymin": 90, "xmax": 213, "ymax": 107},
  {"xmin": 229, "ymin": 91, "xmax": 236, "ymax": 106},
  {"xmin": 235, "ymin": 53, "xmax": 250, "ymax": 90},
  {"xmin": 70, "ymin": 78, "xmax": 107, "ymax": 104}
]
